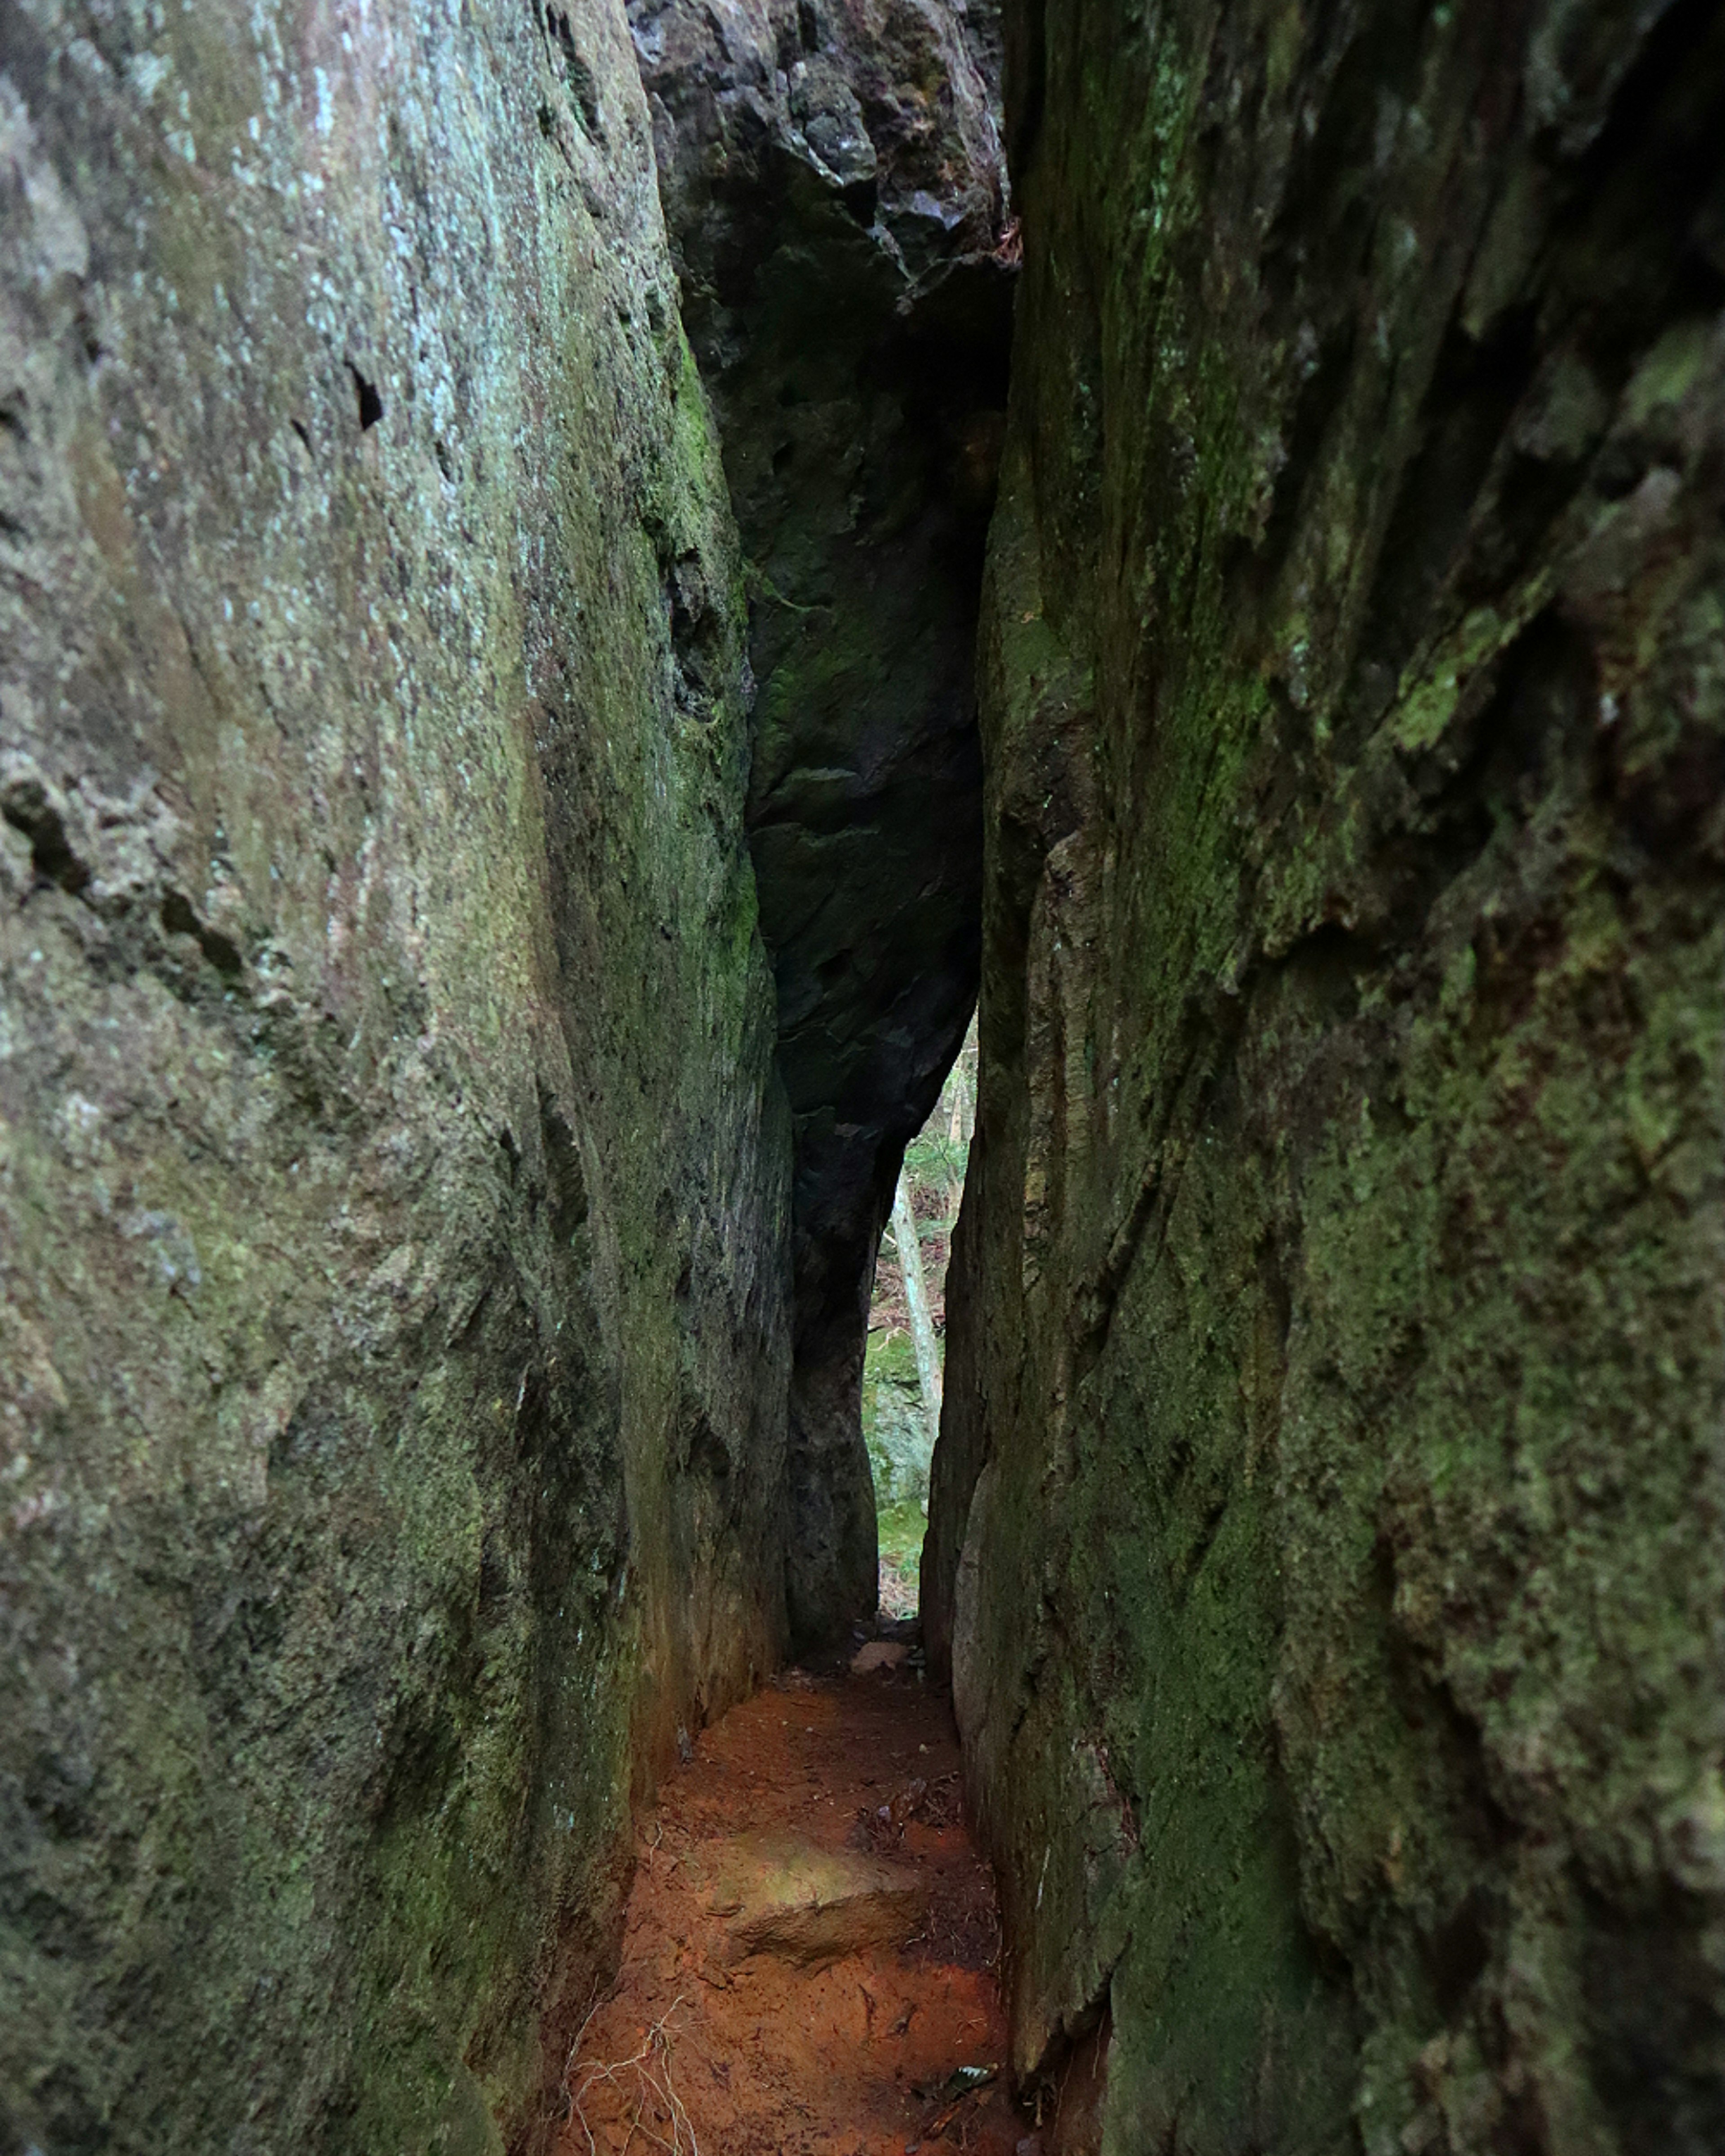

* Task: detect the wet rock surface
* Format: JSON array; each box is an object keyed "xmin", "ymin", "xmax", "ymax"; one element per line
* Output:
[
  {"xmin": 929, "ymin": 0, "xmax": 1725, "ymax": 2150},
  {"xmin": 0, "ymin": 3, "xmax": 790, "ymax": 2150},
  {"xmin": 631, "ymin": 0, "xmax": 1012, "ymax": 1642}
]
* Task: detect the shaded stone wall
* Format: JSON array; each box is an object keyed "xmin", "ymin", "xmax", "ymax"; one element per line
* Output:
[
  {"xmin": 928, "ymin": 0, "xmax": 1725, "ymax": 2148},
  {"xmin": 0, "ymin": 3, "xmax": 789, "ymax": 2150},
  {"xmin": 631, "ymin": 0, "xmax": 1011, "ymax": 1640}
]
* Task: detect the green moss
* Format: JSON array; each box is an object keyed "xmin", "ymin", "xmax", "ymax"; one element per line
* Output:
[{"xmin": 939, "ymin": 2, "xmax": 1725, "ymax": 2149}]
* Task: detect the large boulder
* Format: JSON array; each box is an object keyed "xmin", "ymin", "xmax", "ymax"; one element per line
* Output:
[
  {"xmin": 929, "ymin": 1, "xmax": 1725, "ymax": 2149},
  {"xmin": 631, "ymin": 0, "xmax": 1012, "ymax": 1640},
  {"xmin": 0, "ymin": 3, "xmax": 790, "ymax": 2149}
]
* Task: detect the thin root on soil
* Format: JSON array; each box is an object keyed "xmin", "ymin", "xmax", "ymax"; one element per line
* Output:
[{"xmin": 566, "ymin": 1997, "xmax": 700, "ymax": 2156}]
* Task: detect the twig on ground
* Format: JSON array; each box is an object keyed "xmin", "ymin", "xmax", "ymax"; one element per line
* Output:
[
  {"xmin": 560, "ymin": 1983, "xmax": 604, "ymax": 2124},
  {"xmin": 566, "ymin": 1996, "xmax": 700, "ymax": 2156}
]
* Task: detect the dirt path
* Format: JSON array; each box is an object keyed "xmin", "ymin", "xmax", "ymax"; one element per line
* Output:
[{"xmin": 555, "ymin": 1652, "xmax": 1029, "ymax": 2156}]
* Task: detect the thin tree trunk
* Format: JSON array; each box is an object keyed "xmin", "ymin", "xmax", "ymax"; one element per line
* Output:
[
  {"xmin": 945, "ymin": 1066, "xmax": 968, "ymax": 1220},
  {"xmin": 891, "ymin": 1170, "xmax": 942, "ymax": 1449}
]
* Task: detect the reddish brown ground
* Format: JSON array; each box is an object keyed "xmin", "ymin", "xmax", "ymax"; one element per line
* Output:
[{"xmin": 555, "ymin": 1663, "xmax": 1029, "ymax": 2156}]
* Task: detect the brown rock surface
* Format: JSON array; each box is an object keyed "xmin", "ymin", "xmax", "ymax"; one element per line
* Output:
[
  {"xmin": 706, "ymin": 1830, "xmax": 924, "ymax": 1965},
  {"xmin": 631, "ymin": 0, "xmax": 1011, "ymax": 1641}
]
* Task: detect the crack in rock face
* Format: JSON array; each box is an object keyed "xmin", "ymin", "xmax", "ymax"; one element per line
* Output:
[{"xmin": 631, "ymin": 0, "xmax": 1016, "ymax": 1642}]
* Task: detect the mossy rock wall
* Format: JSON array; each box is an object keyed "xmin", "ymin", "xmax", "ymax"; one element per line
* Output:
[
  {"xmin": 0, "ymin": 4, "xmax": 790, "ymax": 2150},
  {"xmin": 927, "ymin": 3, "xmax": 1725, "ymax": 2151},
  {"xmin": 631, "ymin": 0, "xmax": 1010, "ymax": 1641}
]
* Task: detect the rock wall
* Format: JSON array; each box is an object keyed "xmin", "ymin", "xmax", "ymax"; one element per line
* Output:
[
  {"xmin": 0, "ymin": 3, "xmax": 790, "ymax": 2151},
  {"xmin": 928, "ymin": 0, "xmax": 1725, "ymax": 2149},
  {"xmin": 631, "ymin": 0, "xmax": 1011, "ymax": 1639}
]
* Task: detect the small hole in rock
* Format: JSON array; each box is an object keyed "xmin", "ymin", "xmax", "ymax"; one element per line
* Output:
[
  {"xmin": 161, "ymin": 891, "xmax": 201, "ymax": 940},
  {"xmin": 841, "ymin": 177, "xmax": 878, "ymax": 228},
  {"xmin": 347, "ymin": 363, "xmax": 384, "ymax": 432}
]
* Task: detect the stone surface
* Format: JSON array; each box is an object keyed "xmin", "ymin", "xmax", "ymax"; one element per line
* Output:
[
  {"xmin": 705, "ymin": 1829, "xmax": 924, "ymax": 1964},
  {"xmin": 630, "ymin": 0, "xmax": 1011, "ymax": 1641},
  {"xmin": 928, "ymin": 1, "xmax": 1725, "ymax": 2151},
  {"xmin": 0, "ymin": 3, "xmax": 790, "ymax": 2151},
  {"xmin": 850, "ymin": 1638, "xmax": 909, "ymax": 1673},
  {"xmin": 862, "ymin": 1325, "xmax": 931, "ymax": 1508}
]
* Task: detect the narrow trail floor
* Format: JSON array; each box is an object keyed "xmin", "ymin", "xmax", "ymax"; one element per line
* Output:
[{"xmin": 556, "ymin": 1651, "xmax": 1030, "ymax": 2156}]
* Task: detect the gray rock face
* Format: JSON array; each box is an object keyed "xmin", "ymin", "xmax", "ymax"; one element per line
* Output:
[
  {"xmin": 929, "ymin": 0, "xmax": 1725, "ymax": 2150},
  {"xmin": 0, "ymin": 3, "xmax": 790, "ymax": 2150},
  {"xmin": 630, "ymin": 0, "xmax": 1013, "ymax": 1641}
]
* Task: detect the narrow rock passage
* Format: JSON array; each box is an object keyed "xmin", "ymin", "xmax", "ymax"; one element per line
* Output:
[{"xmin": 556, "ymin": 1657, "xmax": 1024, "ymax": 2156}]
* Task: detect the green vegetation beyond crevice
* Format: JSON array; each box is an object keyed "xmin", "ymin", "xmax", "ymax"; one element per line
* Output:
[{"xmin": 864, "ymin": 1025, "xmax": 977, "ymax": 1617}]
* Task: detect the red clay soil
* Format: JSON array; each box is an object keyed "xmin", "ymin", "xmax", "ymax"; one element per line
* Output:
[{"xmin": 554, "ymin": 1662, "xmax": 1031, "ymax": 2156}]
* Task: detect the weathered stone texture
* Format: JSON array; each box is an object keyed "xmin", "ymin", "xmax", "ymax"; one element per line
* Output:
[
  {"xmin": 928, "ymin": 1, "xmax": 1725, "ymax": 2149},
  {"xmin": 0, "ymin": 3, "xmax": 789, "ymax": 2151},
  {"xmin": 631, "ymin": 0, "xmax": 1010, "ymax": 1639}
]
